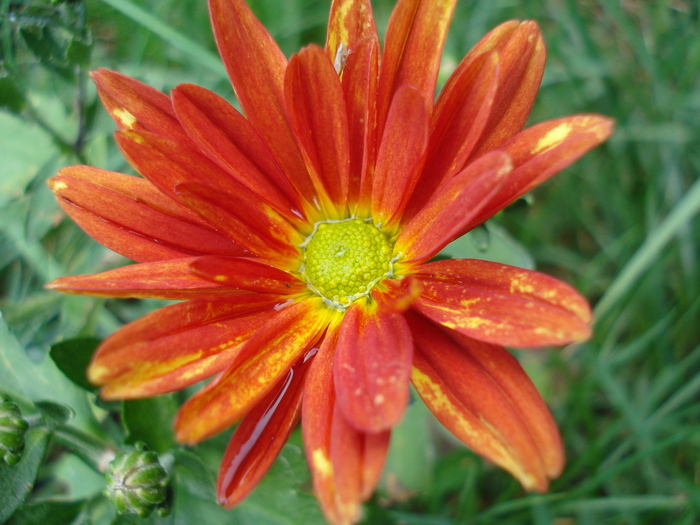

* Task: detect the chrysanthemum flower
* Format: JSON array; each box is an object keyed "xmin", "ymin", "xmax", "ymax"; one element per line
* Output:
[{"xmin": 47, "ymin": 0, "xmax": 612, "ymax": 522}]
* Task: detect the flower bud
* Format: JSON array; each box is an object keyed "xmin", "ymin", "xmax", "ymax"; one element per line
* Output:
[
  {"xmin": 0, "ymin": 394, "xmax": 29, "ymax": 466},
  {"xmin": 105, "ymin": 442, "xmax": 171, "ymax": 518}
]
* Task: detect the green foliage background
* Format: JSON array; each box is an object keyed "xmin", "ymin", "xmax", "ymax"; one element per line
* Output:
[{"xmin": 1, "ymin": 0, "xmax": 699, "ymax": 523}]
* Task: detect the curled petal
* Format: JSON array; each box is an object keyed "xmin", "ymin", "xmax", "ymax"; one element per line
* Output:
[
  {"xmin": 409, "ymin": 313, "xmax": 560, "ymax": 492},
  {"xmin": 325, "ymin": 0, "xmax": 377, "ymax": 65},
  {"xmin": 334, "ymin": 303, "xmax": 413, "ymax": 432},
  {"xmin": 190, "ymin": 256, "xmax": 304, "ymax": 294},
  {"xmin": 286, "ymin": 45, "xmax": 351, "ymax": 212},
  {"xmin": 209, "ymin": 0, "xmax": 313, "ymax": 197},
  {"xmin": 468, "ymin": 21, "xmax": 546, "ymax": 158},
  {"xmin": 89, "ymin": 295, "xmax": 285, "ymax": 398},
  {"xmin": 175, "ymin": 298, "xmax": 334, "ymax": 444},
  {"xmin": 47, "ymin": 258, "xmax": 232, "ymax": 299},
  {"xmin": 48, "ymin": 167, "xmax": 242, "ymax": 262},
  {"xmin": 467, "ymin": 115, "xmax": 615, "ymax": 229},
  {"xmin": 303, "ymin": 332, "xmax": 390, "ymax": 525},
  {"xmin": 217, "ymin": 350, "xmax": 315, "ymax": 507},
  {"xmin": 396, "ymin": 151, "xmax": 512, "ymax": 263},
  {"xmin": 91, "ymin": 68, "xmax": 188, "ymax": 143},
  {"xmin": 172, "ymin": 84, "xmax": 305, "ymax": 218},
  {"xmin": 413, "ymin": 259, "xmax": 592, "ymax": 347}
]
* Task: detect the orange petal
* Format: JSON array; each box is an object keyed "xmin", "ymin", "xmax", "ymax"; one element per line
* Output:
[
  {"xmin": 49, "ymin": 168, "xmax": 242, "ymax": 262},
  {"xmin": 172, "ymin": 84, "xmax": 305, "ymax": 219},
  {"xmin": 285, "ymin": 45, "xmax": 350, "ymax": 213},
  {"xmin": 334, "ymin": 303, "xmax": 413, "ymax": 432},
  {"xmin": 413, "ymin": 258, "xmax": 592, "ymax": 347},
  {"xmin": 91, "ymin": 68, "xmax": 188, "ymax": 143},
  {"xmin": 89, "ymin": 294, "xmax": 284, "ymax": 397},
  {"xmin": 174, "ymin": 181, "xmax": 302, "ymax": 264},
  {"xmin": 325, "ymin": 0, "xmax": 377, "ymax": 65},
  {"xmin": 371, "ymin": 85, "xmax": 428, "ymax": 226},
  {"xmin": 46, "ymin": 258, "xmax": 233, "ymax": 299},
  {"xmin": 217, "ymin": 350, "xmax": 314, "ymax": 507},
  {"xmin": 409, "ymin": 313, "xmax": 559, "ymax": 493},
  {"xmin": 342, "ymin": 37, "xmax": 380, "ymax": 211},
  {"xmin": 209, "ymin": 0, "xmax": 313, "ymax": 198},
  {"xmin": 467, "ymin": 115, "xmax": 614, "ymax": 229},
  {"xmin": 377, "ymin": 0, "xmax": 458, "ymax": 131},
  {"xmin": 396, "ymin": 151, "xmax": 512, "ymax": 263},
  {"xmin": 190, "ymin": 256, "xmax": 304, "ymax": 295},
  {"xmin": 175, "ymin": 298, "xmax": 333, "ymax": 444},
  {"xmin": 468, "ymin": 21, "xmax": 546, "ymax": 158},
  {"xmin": 302, "ymin": 332, "xmax": 390, "ymax": 525},
  {"xmin": 405, "ymin": 52, "xmax": 499, "ymax": 216}
]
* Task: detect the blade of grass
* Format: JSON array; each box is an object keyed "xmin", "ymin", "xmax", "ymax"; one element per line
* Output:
[
  {"xmin": 594, "ymin": 175, "xmax": 700, "ymax": 321},
  {"xmin": 98, "ymin": 0, "xmax": 226, "ymax": 76}
]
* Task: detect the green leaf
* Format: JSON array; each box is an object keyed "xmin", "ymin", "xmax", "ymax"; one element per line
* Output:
[
  {"xmin": 19, "ymin": 26, "xmax": 73, "ymax": 81},
  {"xmin": 34, "ymin": 400, "xmax": 75, "ymax": 427},
  {"xmin": 236, "ymin": 444, "xmax": 326, "ymax": 525},
  {"xmin": 5, "ymin": 499, "xmax": 86, "ymax": 525},
  {"xmin": 123, "ymin": 396, "xmax": 178, "ymax": 454},
  {"xmin": 441, "ymin": 222, "xmax": 535, "ymax": 269},
  {"xmin": 381, "ymin": 400, "xmax": 436, "ymax": 497},
  {"xmin": 0, "ymin": 428, "xmax": 51, "ymax": 523},
  {"xmin": 50, "ymin": 337, "xmax": 102, "ymax": 393},
  {"xmin": 0, "ymin": 76, "xmax": 26, "ymax": 114},
  {"xmin": 67, "ymin": 38, "xmax": 92, "ymax": 67},
  {"xmin": 0, "ymin": 314, "xmax": 101, "ymax": 434}
]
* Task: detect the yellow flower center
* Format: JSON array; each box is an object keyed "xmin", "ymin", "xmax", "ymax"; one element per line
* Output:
[{"xmin": 301, "ymin": 218, "xmax": 394, "ymax": 309}]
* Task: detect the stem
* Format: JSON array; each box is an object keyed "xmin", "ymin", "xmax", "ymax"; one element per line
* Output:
[{"xmin": 52, "ymin": 426, "xmax": 118, "ymax": 473}]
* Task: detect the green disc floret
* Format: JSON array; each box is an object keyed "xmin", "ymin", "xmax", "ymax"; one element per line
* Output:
[{"xmin": 302, "ymin": 218, "xmax": 393, "ymax": 308}]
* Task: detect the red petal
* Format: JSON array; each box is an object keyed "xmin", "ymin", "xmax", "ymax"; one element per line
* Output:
[
  {"xmin": 449, "ymin": 330, "xmax": 564, "ymax": 478},
  {"xmin": 91, "ymin": 68, "xmax": 188, "ymax": 143},
  {"xmin": 190, "ymin": 256, "xmax": 304, "ymax": 294},
  {"xmin": 413, "ymin": 259, "xmax": 592, "ymax": 347},
  {"xmin": 174, "ymin": 181, "xmax": 302, "ymax": 264},
  {"xmin": 209, "ymin": 0, "xmax": 313, "ymax": 197},
  {"xmin": 172, "ymin": 84, "xmax": 306, "ymax": 219},
  {"xmin": 377, "ymin": 0, "xmax": 458, "ymax": 131},
  {"xmin": 217, "ymin": 350, "xmax": 315, "ymax": 507},
  {"xmin": 115, "ymin": 130, "xmax": 239, "ymax": 198},
  {"xmin": 334, "ymin": 303, "xmax": 413, "ymax": 432},
  {"xmin": 89, "ymin": 295, "xmax": 284, "ymax": 397},
  {"xmin": 342, "ymin": 37, "xmax": 380, "ymax": 211},
  {"xmin": 286, "ymin": 45, "xmax": 350, "ymax": 213},
  {"xmin": 409, "ymin": 313, "xmax": 559, "ymax": 492},
  {"xmin": 467, "ymin": 115, "xmax": 614, "ymax": 229},
  {"xmin": 405, "ymin": 52, "xmax": 498, "ymax": 216},
  {"xmin": 371, "ymin": 85, "xmax": 428, "ymax": 225},
  {"xmin": 396, "ymin": 151, "xmax": 512, "ymax": 263},
  {"xmin": 174, "ymin": 298, "xmax": 333, "ymax": 444},
  {"xmin": 46, "ymin": 258, "xmax": 232, "ymax": 299},
  {"xmin": 302, "ymin": 329, "xmax": 354, "ymax": 525},
  {"xmin": 49, "ymin": 167, "xmax": 242, "ymax": 262}
]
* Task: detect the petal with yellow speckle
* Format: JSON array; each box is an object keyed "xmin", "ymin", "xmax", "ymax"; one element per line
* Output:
[{"xmin": 413, "ymin": 259, "xmax": 592, "ymax": 347}]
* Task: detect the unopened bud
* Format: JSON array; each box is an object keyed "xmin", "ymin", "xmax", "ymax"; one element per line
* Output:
[
  {"xmin": 105, "ymin": 442, "xmax": 171, "ymax": 518},
  {"xmin": 0, "ymin": 394, "xmax": 29, "ymax": 466}
]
